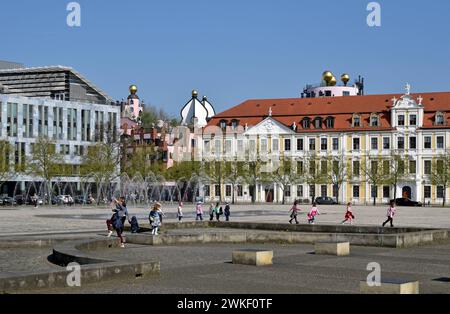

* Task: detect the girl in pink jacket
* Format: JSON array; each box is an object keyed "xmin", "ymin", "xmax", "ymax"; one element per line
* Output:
[{"xmin": 307, "ymin": 203, "xmax": 320, "ymax": 225}]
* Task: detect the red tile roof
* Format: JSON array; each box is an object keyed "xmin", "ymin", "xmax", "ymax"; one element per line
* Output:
[{"xmin": 207, "ymin": 92, "xmax": 450, "ymax": 132}]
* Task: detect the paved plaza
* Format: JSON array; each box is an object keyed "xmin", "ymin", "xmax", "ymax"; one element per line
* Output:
[{"xmin": 1, "ymin": 203, "xmax": 450, "ymax": 237}]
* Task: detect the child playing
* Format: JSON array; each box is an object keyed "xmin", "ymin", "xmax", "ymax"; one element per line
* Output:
[
  {"xmin": 341, "ymin": 202, "xmax": 355, "ymax": 225},
  {"xmin": 177, "ymin": 202, "xmax": 184, "ymax": 223},
  {"xmin": 307, "ymin": 203, "xmax": 320, "ymax": 225},
  {"xmin": 382, "ymin": 200, "xmax": 397, "ymax": 228},
  {"xmin": 289, "ymin": 200, "xmax": 300, "ymax": 224},
  {"xmin": 149, "ymin": 204, "xmax": 161, "ymax": 235}
]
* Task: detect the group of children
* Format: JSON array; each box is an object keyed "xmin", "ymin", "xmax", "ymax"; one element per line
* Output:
[{"xmin": 289, "ymin": 200, "xmax": 397, "ymax": 226}]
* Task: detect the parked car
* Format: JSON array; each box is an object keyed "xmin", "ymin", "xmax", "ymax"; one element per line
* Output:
[
  {"xmin": 13, "ymin": 195, "xmax": 26, "ymax": 205},
  {"xmin": 3, "ymin": 197, "xmax": 17, "ymax": 206},
  {"xmin": 315, "ymin": 196, "xmax": 338, "ymax": 205},
  {"xmin": 392, "ymin": 198, "xmax": 423, "ymax": 207},
  {"xmin": 74, "ymin": 196, "xmax": 92, "ymax": 205},
  {"xmin": 52, "ymin": 196, "xmax": 64, "ymax": 205}
]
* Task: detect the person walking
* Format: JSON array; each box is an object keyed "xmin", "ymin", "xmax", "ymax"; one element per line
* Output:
[
  {"xmin": 155, "ymin": 202, "xmax": 165, "ymax": 223},
  {"xmin": 149, "ymin": 204, "xmax": 161, "ymax": 235},
  {"xmin": 382, "ymin": 200, "xmax": 397, "ymax": 228},
  {"xmin": 177, "ymin": 202, "xmax": 184, "ymax": 222},
  {"xmin": 289, "ymin": 200, "xmax": 300, "ymax": 224},
  {"xmin": 195, "ymin": 202, "xmax": 204, "ymax": 221},
  {"xmin": 215, "ymin": 202, "xmax": 222, "ymax": 222},
  {"xmin": 341, "ymin": 202, "xmax": 355, "ymax": 225},
  {"xmin": 209, "ymin": 203, "xmax": 215, "ymax": 221},
  {"xmin": 224, "ymin": 203, "xmax": 231, "ymax": 222},
  {"xmin": 307, "ymin": 203, "xmax": 320, "ymax": 225}
]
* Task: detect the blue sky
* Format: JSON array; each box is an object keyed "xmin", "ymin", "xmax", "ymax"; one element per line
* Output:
[{"xmin": 1, "ymin": 0, "xmax": 450, "ymax": 116}]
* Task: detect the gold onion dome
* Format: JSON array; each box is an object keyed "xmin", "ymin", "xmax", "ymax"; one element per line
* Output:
[
  {"xmin": 341, "ymin": 73, "xmax": 350, "ymax": 85},
  {"xmin": 129, "ymin": 85, "xmax": 138, "ymax": 94},
  {"xmin": 192, "ymin": 90, "xmax": 199, "ymax": 98},
  {"xmin": 329, "ymin": 76, "xmax": 337, "ymax": 86},
  {"xmin": 322, "ymin": 71, "xmax": 334, "ymax": 84}
]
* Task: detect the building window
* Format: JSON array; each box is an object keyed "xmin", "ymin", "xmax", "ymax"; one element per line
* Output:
[
  {"xmin": 409, "ymin": 160, "xmax": 416, "ymax": 174},
  {"xmin": 371, "ymin": 185, "xmax": 378, "ymax": 198},
  {"xmin": 424, "ymin": 136, "xmax": 432, "ymax": 149},
  {"xmin": 231, "ymin": 120, "xmax": 238, "ymax": 130},
  {"xmin": 272, "ymin": 138, "xmax": 279, "ymax": 152},
  {"xmin": 309, "ymin": 138, "xmax": 316, "ymax": 151},
  {"xmin": 370, "ymin": 114, "xmax": 379, "ymax": 127},
  {"xmin": 343, "ymin": 91, "xmax": 350, "ymax": 96},
  {"xmin": 309, "ymin": 185, "xmax": 315, "ymax": 198},
  {"xmin": 297, "ymin": 138, "xmax": 304, "ymax": 151},
  {"xmin": 398, "ymin": 115, "xmax": 405, "ymax": 126},
  {"xmin": 314, "ymin": 118, "xmax": 322, "ymax": 129},
  {"xmin": 302, "ymin": 118, "xmax": 310, "ymax": 129},
  {"xmin": 321, "ymin": 160, "xmax": 328, "ymax": 175},
  {"xmin": 297, "ymin": 161, "xmax": 304, "ymax": 174},
  {"xmin": 383, "ymin": 137, "xmax": 390, "ymax": 150},
  {"xmin": 371, "ymin": 138, "xmax": 378, "ymax": 150},
  {"xmin": 383, "ymin": 186, "xmax": 390, "ymax": 199},
  {"xmin": 437, "ymin": 136, "xmax": 444, "ymax": 149},
  {"xmin": 260, "ymin": 139, "xmax": 268, "ymax": 152},
  {"xmin": 332, "ymin": 138, "xmax": 339, "ymax": 151},
  {"xmin": 409, "ymin": 137, "xmax": 417, "ymax": 150},
  {"xmin": 226, "ymin": 185, "xmax": 232, "ymax": 197},
  {"xmin": 204, "ymin": 185, "xmax": 210, "ymax": 197},
  {"xmin": 353, "ymin": 138, "xmax": 360, "ymax": 150},
  {"xmin": 353, "ymin": 115, "xmax": 361, "ymax": 127},
  {"xmin": 321, "ymin": 138, "xmax": 327, "ymax": 151},
  {"xmin": 285, "ymin": 139, "xmax": 291, "ymax": 151},
  {"xmin": 353, "ymin": 186, "xmax": 360, "ymax": 198},
  {"xmin": 297, "ymin": 185, "xmax": 303, "ymax": 198},
  {"xmin": 383, "ymin": 160, "xmax": 390, "ymax": 175},
  {"xmin": 225, "ymin": 140, "xmax": 232, "ymax": 154},
  {"xmin": 215, "ymin": 185, "xmax": 220, "ymax": 197},
  {"xmin": 436, "ymin": 112, "xmax": 445, "ymax": 126},
  {"xmin": 220, "ymin": 120, "xmax": 227, "ymax": 129},
  {"xmin": 321, "ymin": 185, "xmax": 327, "ymax": 197},
  {"xmin": 397, "ymin": 137, "xmax": 405, "ymax": 149},
  {"xmin": 237, "ymin": 185, "xmax": 243, "ymax": 197},
  {"xmin": 353, "ymin": 160, "xmax": 360, "ymax": 177},
  {"xmin": 285, "ymin": 186, "xmax": 291, "ymax": 197},
  {"xmin": 424, "ymin": 186, "xmax": 431, "ymax": 199},
  {"xmin": 325, "ymin": 117, "xmax": 334, "ymax": 128},
  {"xmin": 424, "ymin": 160, "xmax": 432, "ymax": 175},
  {"xmin": 437, "ymin": 186, "xmax": 444, "ymax": 199},
  {"xmin": 410, "ymin": 114, "xmax": 417, "ymax": 126}
]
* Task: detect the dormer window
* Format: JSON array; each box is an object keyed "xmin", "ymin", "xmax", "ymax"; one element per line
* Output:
[
  {"xmin": 219, "ymin": 119, "xmax": 227, "ymax": 129},
  {"xmin": 314, "ymin": 117, "xmax": 323, "ymax": 129},
  {"xmin": 325, "ymin": 116, "xmax": 334, "ymax": 129},
  {"xmin": 436, "ymin": 112, "xmax": 445, "ymax": 126},
  {"xmin": 302, "ymin": 118, "xmax": 311, "ymax": 129},
  {"xmin": 353, "ymin": 114, "xmax": 361, "ymax": 127},
  {"xmin": 231, "ymin": 119, "xmax": 239, "ymax": 130},
  {"xmin": 370, "ymin": 113, "xmax": 380, "ymax": 127}
]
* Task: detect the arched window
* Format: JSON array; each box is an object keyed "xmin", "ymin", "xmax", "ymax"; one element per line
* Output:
[
  {"xmin": 301, "ymin": 118, "xmax": 311, "ymax": 129},
  {"xmin": 314, "ymin": 117, "xmax": 323, "ymax": 129},
  {"xmin": 325, "ymin": 116, "xmax": 335, "ymax": 129},
  {"xmin": 370, "ymin": 113, "xmax": 380, "ymax": 127},
  {"xmin": 436, "ymin": 112, "xmax": 445, "ymax": 126},
  {"xmin": 219, "ymin": 119, "xmax": 228, "ymax": 129},
  {"xmin": 353, "ymin": 114, "xmax": 361, "ymax": 127},
  {"xmin": 231, "ymin": 119, "xmax": 239, "ymax": 130}
]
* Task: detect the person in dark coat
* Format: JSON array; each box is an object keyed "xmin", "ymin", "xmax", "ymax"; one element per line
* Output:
[{"xmin": 224, "ymin": 203, "xmax": 231, "ymax": 222}]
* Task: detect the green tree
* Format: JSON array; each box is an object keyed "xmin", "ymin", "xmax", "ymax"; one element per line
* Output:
[
  {"xmin": 361, "ymin": 157, "xmax": 387, "ymax": 205},
  {"xmin": 27, "ymin": 137, "xmax": 64, "ymax": 204},
  {"xmin": 224, "ymin": 160, "xmax": 247, "ymax": 204},
  {"xmin": 0, "ymin": 141, "xmax": 13, "ymax": 193},
  {"xmin": 303, "ymin": 153, "xmax": 327, "ymax": 203},
  {"xmin": 431, "ymin": 152, "xmax": 450, "ymax": 207},
  {"xmin": 386, "ymin": 153, "xmax": 407, "ymax": 201},
  {"xmin": 81, "ymin": 142, "xmax": 120, "ymax": 204},
  {"xmin": 269, "ymin": 159, "xmax": 300, "ymax": 205},
  {"xmin": 327, "ymin": 155, "xmax": 348, "ymax": 205}
]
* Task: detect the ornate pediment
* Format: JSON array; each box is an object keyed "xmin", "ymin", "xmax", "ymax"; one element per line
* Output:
[
  {"xmin": 392, "ymin": 83, "xmax": 424, "ymax": 109},
  {"xmin": 244, "ymin": 117, "xmax": 296, "ymax": 135}
]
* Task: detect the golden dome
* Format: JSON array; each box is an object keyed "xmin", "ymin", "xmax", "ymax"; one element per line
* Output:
[
  {"xmin": 322, "ymin": 71, "xmax": 334, "ymax": 84},
  {"xmin": 129, "ymin": 85, "xmax": 138, "ymax": 94},
  {"xmin": 329, "ymin": 76, "xmax": 337, "ymax": 86},
  {"xmin": 192, "ymin": 90, "xmax": 198, "ymax": 98},
  {"xmin": 341, "ymin": 73, "xmax": 350, "ymax": 85}
]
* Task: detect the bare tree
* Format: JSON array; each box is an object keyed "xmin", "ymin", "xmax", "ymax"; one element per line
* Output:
[
  {"xmin": 0, "ymin": 141, "xmax": 13, "ymax": 193},
  {"xmin": 327, "ymin": 155, "xmax": 348, "ymax": 205},
  {"xmin": 361, "ymin": 157, "xmax": 387, "ymax": 205},
  {"xmin": 269, "ymin": 159, "xmax": 301, "ymax": 205}
]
